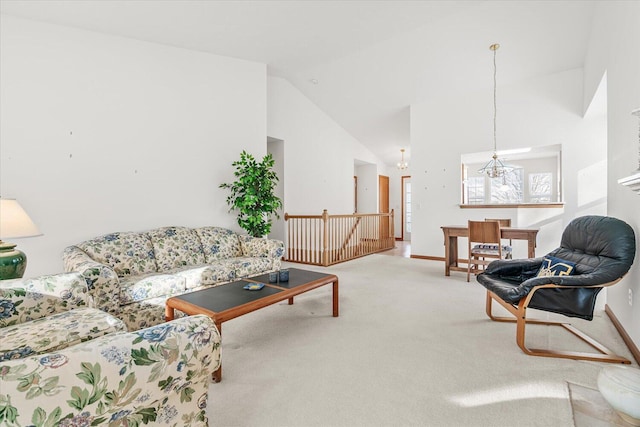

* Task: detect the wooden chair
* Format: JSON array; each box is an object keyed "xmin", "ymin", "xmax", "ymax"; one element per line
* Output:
[
  {"xmin": 467, "ymin": 220, "xmax": 510, "ymax": 282},
  {"xmin": 484, "ymin": 218, "xmax": 511, "ymax": 227},
  {"xmin": 476, "ymin": 215, "xmax": 636, "ymax": 363},
  {"xmin": 485, "ymin": 218, "xmax": 513, "ymax": 252}
]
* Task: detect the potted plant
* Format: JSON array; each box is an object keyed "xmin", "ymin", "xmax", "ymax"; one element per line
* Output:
[{"xmin": 220, "ymin": 150, "xmax": 283, "ymax": 238}]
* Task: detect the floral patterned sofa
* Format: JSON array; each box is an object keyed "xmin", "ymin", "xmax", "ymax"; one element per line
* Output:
[
  {"xmin": 0, "ymin": 273, "xmax": 221, "ymax": 426},
  {"xmin": 63, "ymin": 226, "xmax": 284, "ymax": 331}
]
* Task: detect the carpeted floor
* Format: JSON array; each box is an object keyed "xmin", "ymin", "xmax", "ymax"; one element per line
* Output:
[{"xmin": 207, "ymin": 255, "xmax": 636, "ymax": 426}]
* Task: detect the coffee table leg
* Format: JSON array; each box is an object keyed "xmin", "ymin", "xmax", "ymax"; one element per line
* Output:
[
  {"xmin": 212, "ymin": 321, "xmax": 222, "ymax": 383},
  {"xmin": 288, "ymin": 297, "xmax": 294, "ymax": 305},
  {"xmin": 333, "ymin": 279, "xmax": 339, "ymax": 317},
  {"xmin": 165, "ymin": 305, "xmax": 175, "ymax": 321}
]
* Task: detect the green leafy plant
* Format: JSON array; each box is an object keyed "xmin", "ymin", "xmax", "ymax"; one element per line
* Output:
[{"xmin": 220, "ymin": 150, "xmax": 283, "ymax": 238}]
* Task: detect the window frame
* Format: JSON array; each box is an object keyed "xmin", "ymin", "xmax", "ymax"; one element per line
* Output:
[{"xmin": 460, "ymin": 144, "xmax": 563, "ymax": 208}]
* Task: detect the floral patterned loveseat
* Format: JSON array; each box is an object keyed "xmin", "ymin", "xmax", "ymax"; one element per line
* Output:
[
  {"xmin": 0, "ymin": 273, "xmax": 221, "ymax": 426},
  {"xmin": 0, "ymin": 314, "xmax": 221, "ymax": 427},
  {"xmin": 63, "ymin": 226, "xmax": 284, "ymax": 330},
  {"xmin": 0, "ymin": 273, "xmax": 126, "ymax": 361}
]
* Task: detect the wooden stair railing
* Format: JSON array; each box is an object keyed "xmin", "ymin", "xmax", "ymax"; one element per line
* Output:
[
  {"xmin": 284, "ymin": 210, "xmax": 394, "ymax": 266},
  {"xmin": 334, "ymin": 216, "xmax": 361, "ymax": 263}
]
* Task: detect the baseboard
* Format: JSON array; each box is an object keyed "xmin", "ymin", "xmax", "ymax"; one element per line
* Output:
[
  {"xmin": 410, "ymin": 254, "xmax": 444, "ymax": 262},
  {"xmin": 605, "ymin": 304, "xmax": 640, "ymax": 365}
]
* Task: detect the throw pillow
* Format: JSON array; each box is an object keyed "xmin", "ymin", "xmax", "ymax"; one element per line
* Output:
[{"xmin": 536, "ymin": 255, "xmax": 576, "ymax": 277}]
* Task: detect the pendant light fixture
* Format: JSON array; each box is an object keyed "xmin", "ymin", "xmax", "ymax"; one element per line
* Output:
[
  {"xmin": 397, "ymin": 148, "xmax": 409, "ymax": 170},
  {"xmin": 479, "ymin": 43, "xmax": 514, "ymax": 179}
]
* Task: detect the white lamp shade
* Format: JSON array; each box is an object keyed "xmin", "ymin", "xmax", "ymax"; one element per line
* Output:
[{"xmin": 0, "ymin": 199, "xmax": 42, "ymax": 239}]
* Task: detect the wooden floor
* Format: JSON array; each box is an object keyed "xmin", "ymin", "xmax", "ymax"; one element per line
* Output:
[{"xmin": 379, "ymin": 240, "xmax": 411, "ymax": 258}]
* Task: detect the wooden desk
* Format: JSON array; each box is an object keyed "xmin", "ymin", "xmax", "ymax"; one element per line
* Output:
[{"xmin": 441, "ymin": 225, "xmax": 539, "ymax": 276}]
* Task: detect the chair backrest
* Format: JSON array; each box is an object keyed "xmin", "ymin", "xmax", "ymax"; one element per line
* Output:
[
  {"xmin": 550, "ymin": 215, "xmax": 636, "ymax": 284},
  {"xmin": 485, "ymin": 218, "xmax": 511, "ymax": 227},
  {"xmin": 468, "ymin": 220, "xmax": 501, "ymax": 245}
]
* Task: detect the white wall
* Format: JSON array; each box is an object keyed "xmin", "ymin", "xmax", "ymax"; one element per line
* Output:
[
  {"xmin": 0, "ymin": 15, "xmax": 267, "ymax": 276},
  {"xmin": 267, "ymin": 137, "xmax": 285, "ymax": 242},
  {"xmin": 584, "ymin": 1, "xmax": 640, "ymax": 347},
  {"xmin": 267, "ymin": 76, "xmax": 385, "ymax": 220},
  {"xmin": 410, "ymin": 67, "xmax": 607, "ymax": 261},
  {"xmin": 355, "ymin": 164, "xmax": 378, "ymax": 214}
]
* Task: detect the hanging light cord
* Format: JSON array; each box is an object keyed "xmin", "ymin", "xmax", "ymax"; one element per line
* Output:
[{"xmin": 492, "ymin": 45, "xmax": 498, "ymax": 154}]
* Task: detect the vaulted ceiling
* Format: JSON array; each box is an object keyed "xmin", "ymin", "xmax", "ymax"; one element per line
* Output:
[{"xmin": 0, "ymin": 0, "xmax": 595, "ymax": 167}]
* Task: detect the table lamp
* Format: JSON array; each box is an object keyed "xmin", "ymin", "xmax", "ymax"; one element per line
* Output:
[{"xmin": 0, "ymin": 198, "xmax": 42, "ymax": 280}]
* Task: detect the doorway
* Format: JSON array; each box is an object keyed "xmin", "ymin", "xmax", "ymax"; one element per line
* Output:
[
  {"xmin": 402, "ymin": 176, "xmax": 411, "ymax": 241},
  {"xmin": 379, "ymin": 175, "xmax": 390, "ymax": 238}
]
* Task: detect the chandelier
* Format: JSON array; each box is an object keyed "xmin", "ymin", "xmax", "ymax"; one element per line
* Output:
[
  {"xmin": 479, "ymin": 43, "xmax": 514, "ymax": 179},
  {"xmin": 397, "ymin": 148, "xmax": 409, "ymax": 170}
]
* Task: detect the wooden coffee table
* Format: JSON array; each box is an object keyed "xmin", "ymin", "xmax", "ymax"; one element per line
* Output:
[{"xmin": 165, "ymin": 267, "xmax": 339, "ymax": 382}]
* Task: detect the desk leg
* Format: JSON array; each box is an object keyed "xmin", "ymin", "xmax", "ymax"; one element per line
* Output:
[
  {"xmin": 212, "ymin": 321, "xmax": 222, "ymax": 383},
  {"xmin": 444, "ymin": 234, "xmax": 457, "ymax": 276},
  {"xmin": 527, "ymin": 236, "xmax": 536, "ymax": 258},
  {"xmin": 333, "ymin": 279, "xmax": 339, "ymax": 317}
]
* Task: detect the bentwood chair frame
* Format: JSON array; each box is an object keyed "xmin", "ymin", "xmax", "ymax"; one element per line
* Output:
[
  {"xmin": 467, "ymin": 220, "xmax": 503, "ymax": 282},
  {"xmin": 485, "ymin": 278, "xmax": 630, "ymax": 364}
]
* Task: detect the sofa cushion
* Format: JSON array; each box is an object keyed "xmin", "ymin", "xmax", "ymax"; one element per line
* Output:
[
  {"xmin": 170, "ymin": 260, "xmax": 246, "ymax": 290},
  {"xmin": 230, "ymin": 256, "xmax": 274, "ymax": 278},
  {"xmin": 168, "ymin": 257, "xmax": 274, "ymax": 291},
  {"xmin": 78, "ymin": 232, "xmax": 157, "ymax": 277},
  {"xmin": 170, "ymin": 265, "xmax": 221, "ymax": 290},
  {"xmin": 148, "ymin": 226, "xmax": 206, "ymax": 271},
  {"xmin": 0, "ymin": 307, "xmax": 126, "ymax": 361},
  {"xmin": 119, "ymin": 273, "xmax": 186, "ymax": 305},
  {"xmin": 195, "ymin": 226, "xmax": 243, "ymax": 262}
]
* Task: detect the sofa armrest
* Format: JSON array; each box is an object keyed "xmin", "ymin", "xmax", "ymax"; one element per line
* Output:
[
  {"xmin": 0, "ymin": 314, "xmax": 221, "ymax": 427},
  {"xmin": 0, "ymin": 273, "xmax": 91, "ymax": 328},
  {"xmin": 239, "ymin": 235, "xmax": 285, "ymax": 271},
  {"xmin": 239, "ymin": 235, "xmax": 284, "ymax": 259},
  {"xmin": 63, "ymin": 245, "xmax": 121, "ymax": 314}
]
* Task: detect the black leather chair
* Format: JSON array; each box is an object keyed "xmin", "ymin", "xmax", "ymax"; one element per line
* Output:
[{"xmin": 477, "ymin": 215, "xmax": 636, "ymax": 363}]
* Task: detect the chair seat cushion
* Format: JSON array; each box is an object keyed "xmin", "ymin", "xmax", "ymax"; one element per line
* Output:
[
  {"xmin": 0, "ymin": 307, "xmax": 126, "ymax": 361},
  {"xmin": 471, "ymin": 244, "xmax": 512, "ymax": 255}
]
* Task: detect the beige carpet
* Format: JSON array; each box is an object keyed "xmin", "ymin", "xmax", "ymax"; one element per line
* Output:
[{"xmin": 207, "ymin": 255, "xmax": 636, "ymax": 426}]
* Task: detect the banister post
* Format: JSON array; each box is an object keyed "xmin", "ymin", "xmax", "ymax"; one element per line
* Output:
[
  {"xmin": 284, "ymin": 213, "xmax": 289, "ymax": 262},
  {"xmin": 322, "ymin": 209, "xmax": 329, "ymax": 266}
]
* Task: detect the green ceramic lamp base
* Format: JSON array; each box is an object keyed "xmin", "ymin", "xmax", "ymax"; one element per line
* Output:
[{"xmin": 0, "ymin": 241, "xmax": 27, "ymax": 280}]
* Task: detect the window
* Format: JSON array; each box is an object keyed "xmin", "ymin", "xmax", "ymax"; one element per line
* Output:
[
  {"xmin": 461, "ymin": 144, "xmax": 562, "ymax": 205},
  {"xmin": 490, "ymin": 168, "xmax": 523, "ymax": 203},
  {"xmin": 465, "ymin": 177, "xmax": 485, "ymax": 204},
  {"xmin": 529, "ymin": 172, "xmax": 552, "ymax": 203}
]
